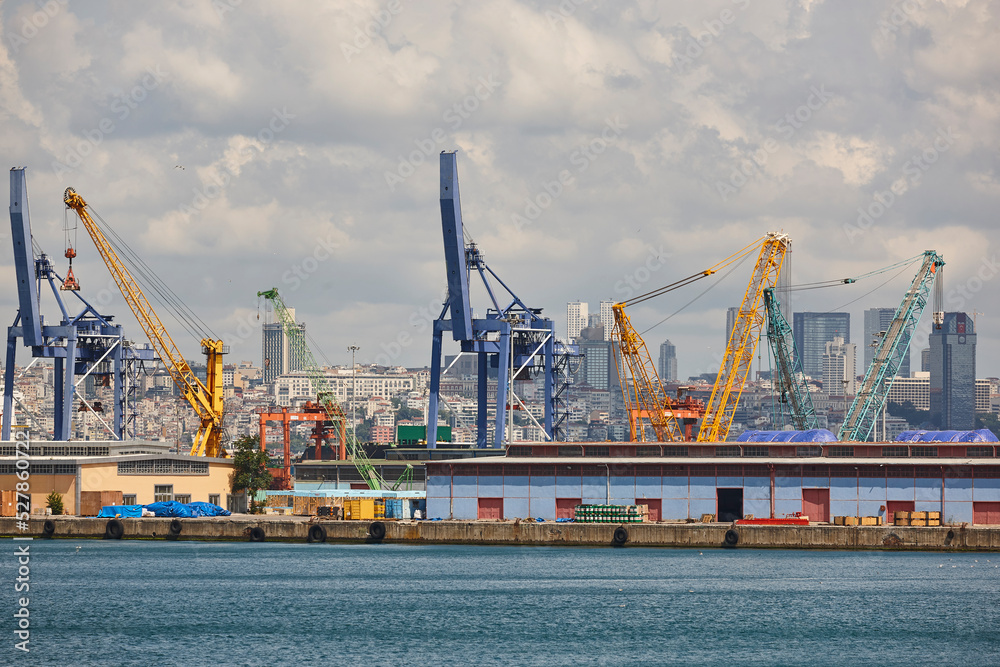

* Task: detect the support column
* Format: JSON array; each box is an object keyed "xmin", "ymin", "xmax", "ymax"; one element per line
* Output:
[
  {"xmin": 2, "ymin": 332, "xmax": 16, "ymax": 441},
  {"xmin": 477, "ymin": 351, "xmax": 488, "ymax": 448},
  {"xmin": 543, "ymin": 333, "xmax": 554, "ymax": 440},
  {"xmin": 112, "ymin": 343, "xmax": 124, "ymax": 439},
  {"xmin": 493, "ymin": 327, "xmax": 510, "ymax": 449},
  {"xmin": 61, "ymin": 335, "xmax": 76, "ymax": 440},
  {"xmin": 54, "ymin": 357, "xmax": 64, "ymax": 440},
  {"xmin": 426, "ymin": 325, "xmax": 444, "ymax": 449}
]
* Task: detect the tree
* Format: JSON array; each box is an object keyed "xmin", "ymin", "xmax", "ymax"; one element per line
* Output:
[
  {"xmin": 46, "ymin": 491, "xmax": 64, "ymax": 516},
  {"xmin": 976, "ymin": 413, "xmax": 1000, "ymax": 440},
  {"xmin": 228, "ymin": 435, "xmax": 272, "ymax": 514}
]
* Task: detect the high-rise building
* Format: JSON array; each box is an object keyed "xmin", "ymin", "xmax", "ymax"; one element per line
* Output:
[
  {"xmin": 863, "ymin": 307, "xmax": 910, "ymax": 378},
  {"xmin": 725, "ymin": 307, "xmax": 739, "ymax": 347},
  {"xmin": 793, "ymin": 312, "xmax": 850, "ymax": 378},
  {"xmin": 576, "ymin": 324, "xmax": 617, "ymax": 391},
  {"xmin": 921, "ymin": 348, "xmax": 930, "ymax": 373},
  {"xmin": 261, "ymin": 307, "xmax": 306, "ymax": 384},
  {"xmin": 822, "ymin": 335, "xmax": 856, "ymax": 396},
  {"xmin": 929, "ymin": 312, "xmax": 976, "ymax": 429},
  {"xmin": 600, "ymin": 300, "xmax": 614, "ymax": 341},
  {"xmin": 659, "ymin": 340, "xmax": 677, "ymax": 383},
  {"xmin": 567, "ymin": 301, "xmax": 588, "ymax": 341}
]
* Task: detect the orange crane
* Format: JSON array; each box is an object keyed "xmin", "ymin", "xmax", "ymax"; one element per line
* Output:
[
  {"xmin": 611, "ymin": 233, "xmax": 787, "ymax": 443},
  {"xmin": 63, "ymin": 188, "xmax": 228, "ymax": 457}
]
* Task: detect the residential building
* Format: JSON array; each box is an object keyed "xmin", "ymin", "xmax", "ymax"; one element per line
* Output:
[
  {"xmin": 261, "ymin": 307, "xmax": 306, "ymax": 385},
  {"xmin": 567, "ymin": 301, "xmax": 588, "ymax": 342},
  {"xmin": 793, "ymin": 312, "xmax": 850, "ymax": 378},
  {"xmin": 658, "ymin": 340, "xmax": 677, "ymax": 383},
  {"xmin": 600, "ymin": 300, "xmax": 614, "ymax": 341},
  {"xmin": 726, "ymin": 307, "xmax": 739, "ymax": 347},
  {"xmin": 863, "ymin": 307, "xmax": 910, "ymax": 378},
  {"xmin": 823, "ymin": 335, "xmax": 856, "ymax": 396},
  {"xmin": 929, "ymin": 312, "xmax": 976, "ymax": 429}
]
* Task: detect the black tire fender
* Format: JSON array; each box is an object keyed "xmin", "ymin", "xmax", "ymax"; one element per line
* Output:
[
  {"xmin": 169, "ymin": 519, "xmax": 183, "ymax": 535},
  {"xmin": 307, "ymin": 524, "xmax": 327, "ymax": 544},
  {"xmin": 249, "ymin": 526, "xmax": 266, "ymax": 542},
  {"xmin": 612, "ymin": 526, "xmax": 628, "ymax": 546},
  {"xmin": 42, "ymin": 519, "xmax": 55, "ymax": 537},
  {"xmin": 724, "ymin": 528, "xmax": 740, "ymax": 547},
  {"xmin": 105, "ymin": 519, "xmax": 124, "ymax": 540},
  {"xmin": 369, "ymin": 521, "xmax": 386, "ymax": 541}
]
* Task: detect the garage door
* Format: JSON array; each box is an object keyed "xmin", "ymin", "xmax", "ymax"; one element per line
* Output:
[
  {"xmin": 973, "ymin": 502, "xmax": 1000, "ymax": 525},
  {"xmin": 555, "ymin": 498, "xmax": 581, "ymax": 520},
  {"xmin": 478, "ymin": 498, "xmax": 503, "ymax": 520}
]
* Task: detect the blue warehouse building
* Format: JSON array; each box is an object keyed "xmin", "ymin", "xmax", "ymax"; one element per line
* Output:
[{"xmin": 426, "ymin": 442, "xmax": 1000, "ymax": 525}]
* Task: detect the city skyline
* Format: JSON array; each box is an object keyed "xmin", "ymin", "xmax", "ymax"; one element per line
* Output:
[{"xmin": 0, "ymin": 3, "xmax": 996, "ymax": 382}]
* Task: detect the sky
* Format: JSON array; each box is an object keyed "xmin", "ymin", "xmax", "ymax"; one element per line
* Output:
[{"xmin": 1, "ymin": 0, "xmax": 997, "ymax": 380}]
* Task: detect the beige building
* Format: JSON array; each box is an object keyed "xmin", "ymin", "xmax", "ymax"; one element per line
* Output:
[{"xmin": 0, "ymin": 440, "xmax": 233, "ymax": 516}]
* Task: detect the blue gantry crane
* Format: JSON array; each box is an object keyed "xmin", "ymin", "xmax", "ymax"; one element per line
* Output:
[
  {"xmin": 426, "ymin": 152, "xmax": 575, "ymax": 448},
  {"xmin": 838, "ymin": 250, "xmax": 945, "ymax": 442},
  {"xmin": 763, "ymin": 287, "xmax": 818, "ymax": 430},
  {"xmin": 2, "ymin": 168, "xmax": 156, "ymax": 441}
]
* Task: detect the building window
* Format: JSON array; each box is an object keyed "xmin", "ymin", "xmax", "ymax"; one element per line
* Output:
[
  {"xmin": 796, "ymin": 446, "xmax": 823, "ymax": 457},
  {"xmin": 584, "ymin": 446, "xmax": 609, "ymax": 457},
  {"xmin": 209, "ymin": 494, "xmax": 220, "ymax": 506},
  {"xmin": 743, "ymin": 446, "xmax": 770, "ymax": 457},
  {"xmin": 715, "ymin": 446, "xmax": 740, "ymax": 457},
  {"xmin": 662, "ymin": 446, "xmax": 689, "ymax": 457},
  {"xmin": 881, "ymin": 446, "xmax": 908, "ymax": 457},
  {"xmin": 911, "ymin": 446, "xmax": 938, "ymax": 457},
  {"xmin": 966, "ymin": 446, "xmax": 994, "ymax": 458},
  {"xmin": 828, "ymin": 446, "xmax": 854, "ymax": 457},
  {"xmin": 636, "ymin": 446, "xmax": 661, "ymax": 457},
  {"xmin": 154, "ymin": 485, "xmax": 173, "ymax": 503},
  {"xmin": 174, "ymin": 494, "xmax": 191, "ymax": 504},
  {"xmin": 123, "ymin": 494, "xmax": 137, "ymax": 505}
]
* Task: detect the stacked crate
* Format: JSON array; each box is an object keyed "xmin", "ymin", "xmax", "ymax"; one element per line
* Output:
[
  {"xmin": 833, "ymin": 516, "xmax": 884, "ymax": 526},
  {"xmin": 894, "ymin": 511, "xmax": 941, "ymax": 527},
  {"xmin": 573, "ymin": 504, "xmax": 647, "ymax": 523}
]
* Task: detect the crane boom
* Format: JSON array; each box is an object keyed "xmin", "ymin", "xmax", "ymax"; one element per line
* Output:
[
  {"xmin": 763, "ymin": 287, "xmax": 818, "ymax": 430},
  {"xmin": 258, "ymin": 288, "xmax": 412, "ymax": 491},
  {"xmin": 838, "ymin": 250, "xmax": 944, "ymax": 442},
  {"xmin": 611, "ymin": 304, "xmax": 685, "ymax": 441},
  {"xmin": 63, "ymin": 188, "xmax": 227, "ymax": 457},
  {"xmin": 697, "ymin": 232, "xmax": 789, "ymax": 442}
]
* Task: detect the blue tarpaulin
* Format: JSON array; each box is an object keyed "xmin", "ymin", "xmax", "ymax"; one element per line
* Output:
[
  {"xmin": 97, "ymin": 505, "xmax": 143, "ymax": 518},
  {"xmin": 896, "ymin": 429, "xmax": 999, "ymax": 443},
  {"xmin": 737, "ymin": 429, "xmax": 838, "ymax": 443},
  {"xmin": 186, "ymin": 502, "xmax": 231, "ymax": 517},
  {"xmin": 143, "ymin": 501, "xmax": 197, "ymax": 517}
]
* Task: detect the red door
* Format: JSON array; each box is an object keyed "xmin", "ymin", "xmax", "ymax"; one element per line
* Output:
[
  {"xmin": 886, "ymin": 500, "xmax": 915, "ymax": 522},
  {"xmin": 556, "ymin": 498, "xmax": 581, "ymax": 520},
  {"xmin": 478, "ymin": 498, "xmax": 503, "ymax": 520},
  {"xmin": 802, "ymin": 489, "xmax": 830, "ymax": 523},
  {"xmin": 637, "ymin": 499, "xmax": 661, "ymax": 522},
  {"xmin": 973, "ymin": 502, "xmax": 1000, "ymax": 525}
]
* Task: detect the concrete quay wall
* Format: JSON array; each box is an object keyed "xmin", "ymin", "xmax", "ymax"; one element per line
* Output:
[{"xmin": 3, "ymin": 517, "xmax": 999, "ymax": 551}]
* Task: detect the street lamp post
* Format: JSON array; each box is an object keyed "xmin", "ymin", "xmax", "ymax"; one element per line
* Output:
[{"xmin": 348, "ymin": 345, "xmax": 360, "ymax": 441}]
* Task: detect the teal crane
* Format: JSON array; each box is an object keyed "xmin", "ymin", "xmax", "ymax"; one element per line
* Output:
[{"xmin": 763, "ymin": 287, "xmax": 818, "ymax": 430}]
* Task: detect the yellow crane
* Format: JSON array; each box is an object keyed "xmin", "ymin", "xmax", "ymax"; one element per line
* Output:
[
  {"xmin": 63, "ymin": 188, "xmax": 228, "ymax": 457},
  {"xmin": 611, "ymin": 235, "xmax": 772, "ymax": 442},
  {"xmin": 696, "ymin": 231, "xmax": 789, "ymax": 442}
]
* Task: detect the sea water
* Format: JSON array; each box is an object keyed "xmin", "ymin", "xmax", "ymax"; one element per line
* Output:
[{"xmin": 7, "ymin": 540, "xmax": 1000, "ymax": 666}]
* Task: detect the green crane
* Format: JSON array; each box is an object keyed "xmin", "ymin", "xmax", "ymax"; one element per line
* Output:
[
  {"xmin": 257, "ymin": 288, "xmax": 412, "ymax": 491},
  {"xmin": 763, "ymin": 288, "xmax": 818, "ymax": 430}
]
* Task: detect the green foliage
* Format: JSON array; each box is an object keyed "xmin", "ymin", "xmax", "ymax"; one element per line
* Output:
[
  {"xmin": 395, "ymin": 406, "xmax": 423, "ymax": 422},
  {"xmin": 886, "ymin": 401, "xmax": 932, "ymax": 428},
  {"xmin": 228, "ymin": 435, "xmax": 272, "ymax": 514},
  {"xmin": 46, "ymin": 491, "xmax": 64, "ymax": 516}
]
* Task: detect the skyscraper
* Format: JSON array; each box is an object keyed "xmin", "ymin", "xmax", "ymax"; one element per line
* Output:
[
  {"xmin": 600, "ymin": 300, "xmax": 614, "ymax": 341},
  {"xmin": 261, "ymin": 307, "xmax": 306, "ymax": 384},
  {"xmin": 567, "ymin": 301, "xmax": 588, "ymax": 341},
  {"xmin": 576, "ymin": 324, "xmax": 617, "ymax": 391},
  {"xmin": 863, "ymin": 307, "xmax": 910, "ymax": 378},
  {"xmin": 725, "ymin": 307, "xmax": 739, "ymax": 348},
  {"xmin": 793, "ymin": 312, "xmax": 850, "ymax": 379},
  {"xmin": 659, "ymin": 340, "xmax": 677, "ymax": 382},
  {"xmin": 822, "ymin": 335, "xmax": 856, "ymax": 396},
  {"xmin": 929, "ymin": 312, "xmax": 976, "ymax": 429}
]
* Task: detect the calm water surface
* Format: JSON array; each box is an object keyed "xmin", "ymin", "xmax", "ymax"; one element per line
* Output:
[{"xmin": 7, "ymin": 539, "xmax": 1000, "ymax": 666}]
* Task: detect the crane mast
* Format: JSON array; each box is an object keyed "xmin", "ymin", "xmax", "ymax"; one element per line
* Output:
[
  {"xmin": 838, "ymin": 250, "xmax": 944, "ymax": 442},
  {"xmin": 257, "ymin": 288, "xmax": 412, "ymax": 491},
  {"xmin": 697, "ymin": 232, "xmax": 789, "ymax": 442},
  {"xmin": 763, "ymin": 287, "xmax": 818, "ymax": 430},
  {"xmin": 63, "ymin": 188, "xmax": 227, "ymax": 457},
  {"xmin": 611, "ymin": 304, "xmax": 685, "ymax": 442}
]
